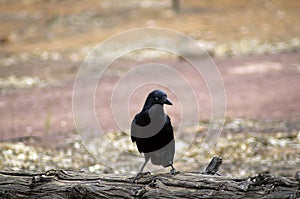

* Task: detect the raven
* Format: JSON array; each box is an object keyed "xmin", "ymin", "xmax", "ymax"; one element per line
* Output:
[{"xmin": 131, "ymin": 90, "xmax": 176, "ymax": 180}]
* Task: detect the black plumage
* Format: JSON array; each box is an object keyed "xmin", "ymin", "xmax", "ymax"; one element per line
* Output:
[{"xmin": 131, "ymin": 90, "xmax": 176, "ymax": 178}]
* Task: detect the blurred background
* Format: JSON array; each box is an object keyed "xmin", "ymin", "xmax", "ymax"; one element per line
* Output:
[{"xmin": 0, "ymin": 0, "xmax": 299, "ymax": 177}]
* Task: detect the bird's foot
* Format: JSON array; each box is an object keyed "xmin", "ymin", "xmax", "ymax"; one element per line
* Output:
[
  {"xmin": 170, "ymin": 167, "xmax": 179, "ymax": 175},
  {"xmin": 133, "ymin": 172, "xmax": 151, "ymax": 183}
]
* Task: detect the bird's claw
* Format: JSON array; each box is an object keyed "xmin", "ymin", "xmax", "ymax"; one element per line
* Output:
[
  {"xmin": 170, "ymin": 168, "xmax": 179, "ymax": 175},
  {"xmin": 133, "ymin": 172, "xmax": 151, "ymax": 183},
  {"xmin": 142, "ymin": 171, "xmax": 151, "ymax": 176}
]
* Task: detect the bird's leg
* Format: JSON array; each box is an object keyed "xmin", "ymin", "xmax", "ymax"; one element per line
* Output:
[
  {"xmin": 133, "ymin": 158, "xmax": 150, "ymax": 183},
  {"xmin": 139, "ymin": 157, "xmax": 149, "ymax": 174},
  {"xmin": 169, "ymin": 164, "xmax": 177, "ymax": 175}
]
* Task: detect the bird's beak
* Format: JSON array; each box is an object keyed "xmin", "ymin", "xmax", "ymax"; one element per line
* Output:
[{"xmin": 163, "ymin": 98, "xmax": 173, "ymax": 106}]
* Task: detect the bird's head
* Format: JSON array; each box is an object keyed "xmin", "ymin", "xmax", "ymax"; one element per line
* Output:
[{"xmin": 144, "ymin": 90, "xmax": 173, "ymax": 108}]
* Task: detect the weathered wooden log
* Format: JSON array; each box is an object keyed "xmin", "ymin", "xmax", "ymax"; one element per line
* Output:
[
  {"xmin": 202, "ymin": 156, "xmax": 223, "ymax": 175},
  {"xmin": 0, "ymin": 169, "xmax": 299, "ymax": 199}
]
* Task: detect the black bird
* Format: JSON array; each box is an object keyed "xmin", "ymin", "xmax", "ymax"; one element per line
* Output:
[{"xmin": 131, "ymin": 90, "xmax": 176, "ymax": 179}]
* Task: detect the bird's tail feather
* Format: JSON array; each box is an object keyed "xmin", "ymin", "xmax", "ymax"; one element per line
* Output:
[{"xmin": 149, "ymin": 151, "xmax": 171, "ymax": 167}]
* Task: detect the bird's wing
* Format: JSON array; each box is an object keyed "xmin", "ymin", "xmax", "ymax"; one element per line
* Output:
[
  {"xmin": 162, "ymin": 115, "xmax": 175, "ymax": 157},
  {"xmin": 150, "ymin": 115, "xmax": 175, "ymax": 166},
  {"xmin": 166, "ymin": 115, "xmax": 175, "ymax": 163},
  {"xmin": 131, "ymin": 111, "xmax": 151, "ymax": 153},
  {"xmin": 130, "ymin": 111, "xmax": 150, "ymax": 141},
  {"xmin": 130, "ymin": 114, "xmax": 138, "ymax": 143},
  {"xmin": 165, "ymin": 115, "xmax": 174, "ymax": 139}
]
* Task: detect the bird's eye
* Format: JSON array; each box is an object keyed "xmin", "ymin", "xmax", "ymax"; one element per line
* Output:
[{"xmin": 154, "ymin": 97, "xmax": 159, "ymax": 101}]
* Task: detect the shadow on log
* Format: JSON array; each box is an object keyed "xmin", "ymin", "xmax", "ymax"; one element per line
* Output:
[{"xmin": 0, "ymin": 157, "xmax": 299, "ymax": 198}]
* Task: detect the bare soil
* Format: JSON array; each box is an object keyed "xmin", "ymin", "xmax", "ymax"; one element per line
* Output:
[
  {"xmin": 1, "ymin": 51, "xmax": 300, "ymax": 145},
  {"xmin": 0, "ymin": 0, "xmax": 299, "ymax": 145}
]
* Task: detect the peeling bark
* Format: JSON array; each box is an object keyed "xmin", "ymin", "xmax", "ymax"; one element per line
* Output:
[{"xmin": 0, "ymin": 169, "xmax": 299, "ymax": 199}]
